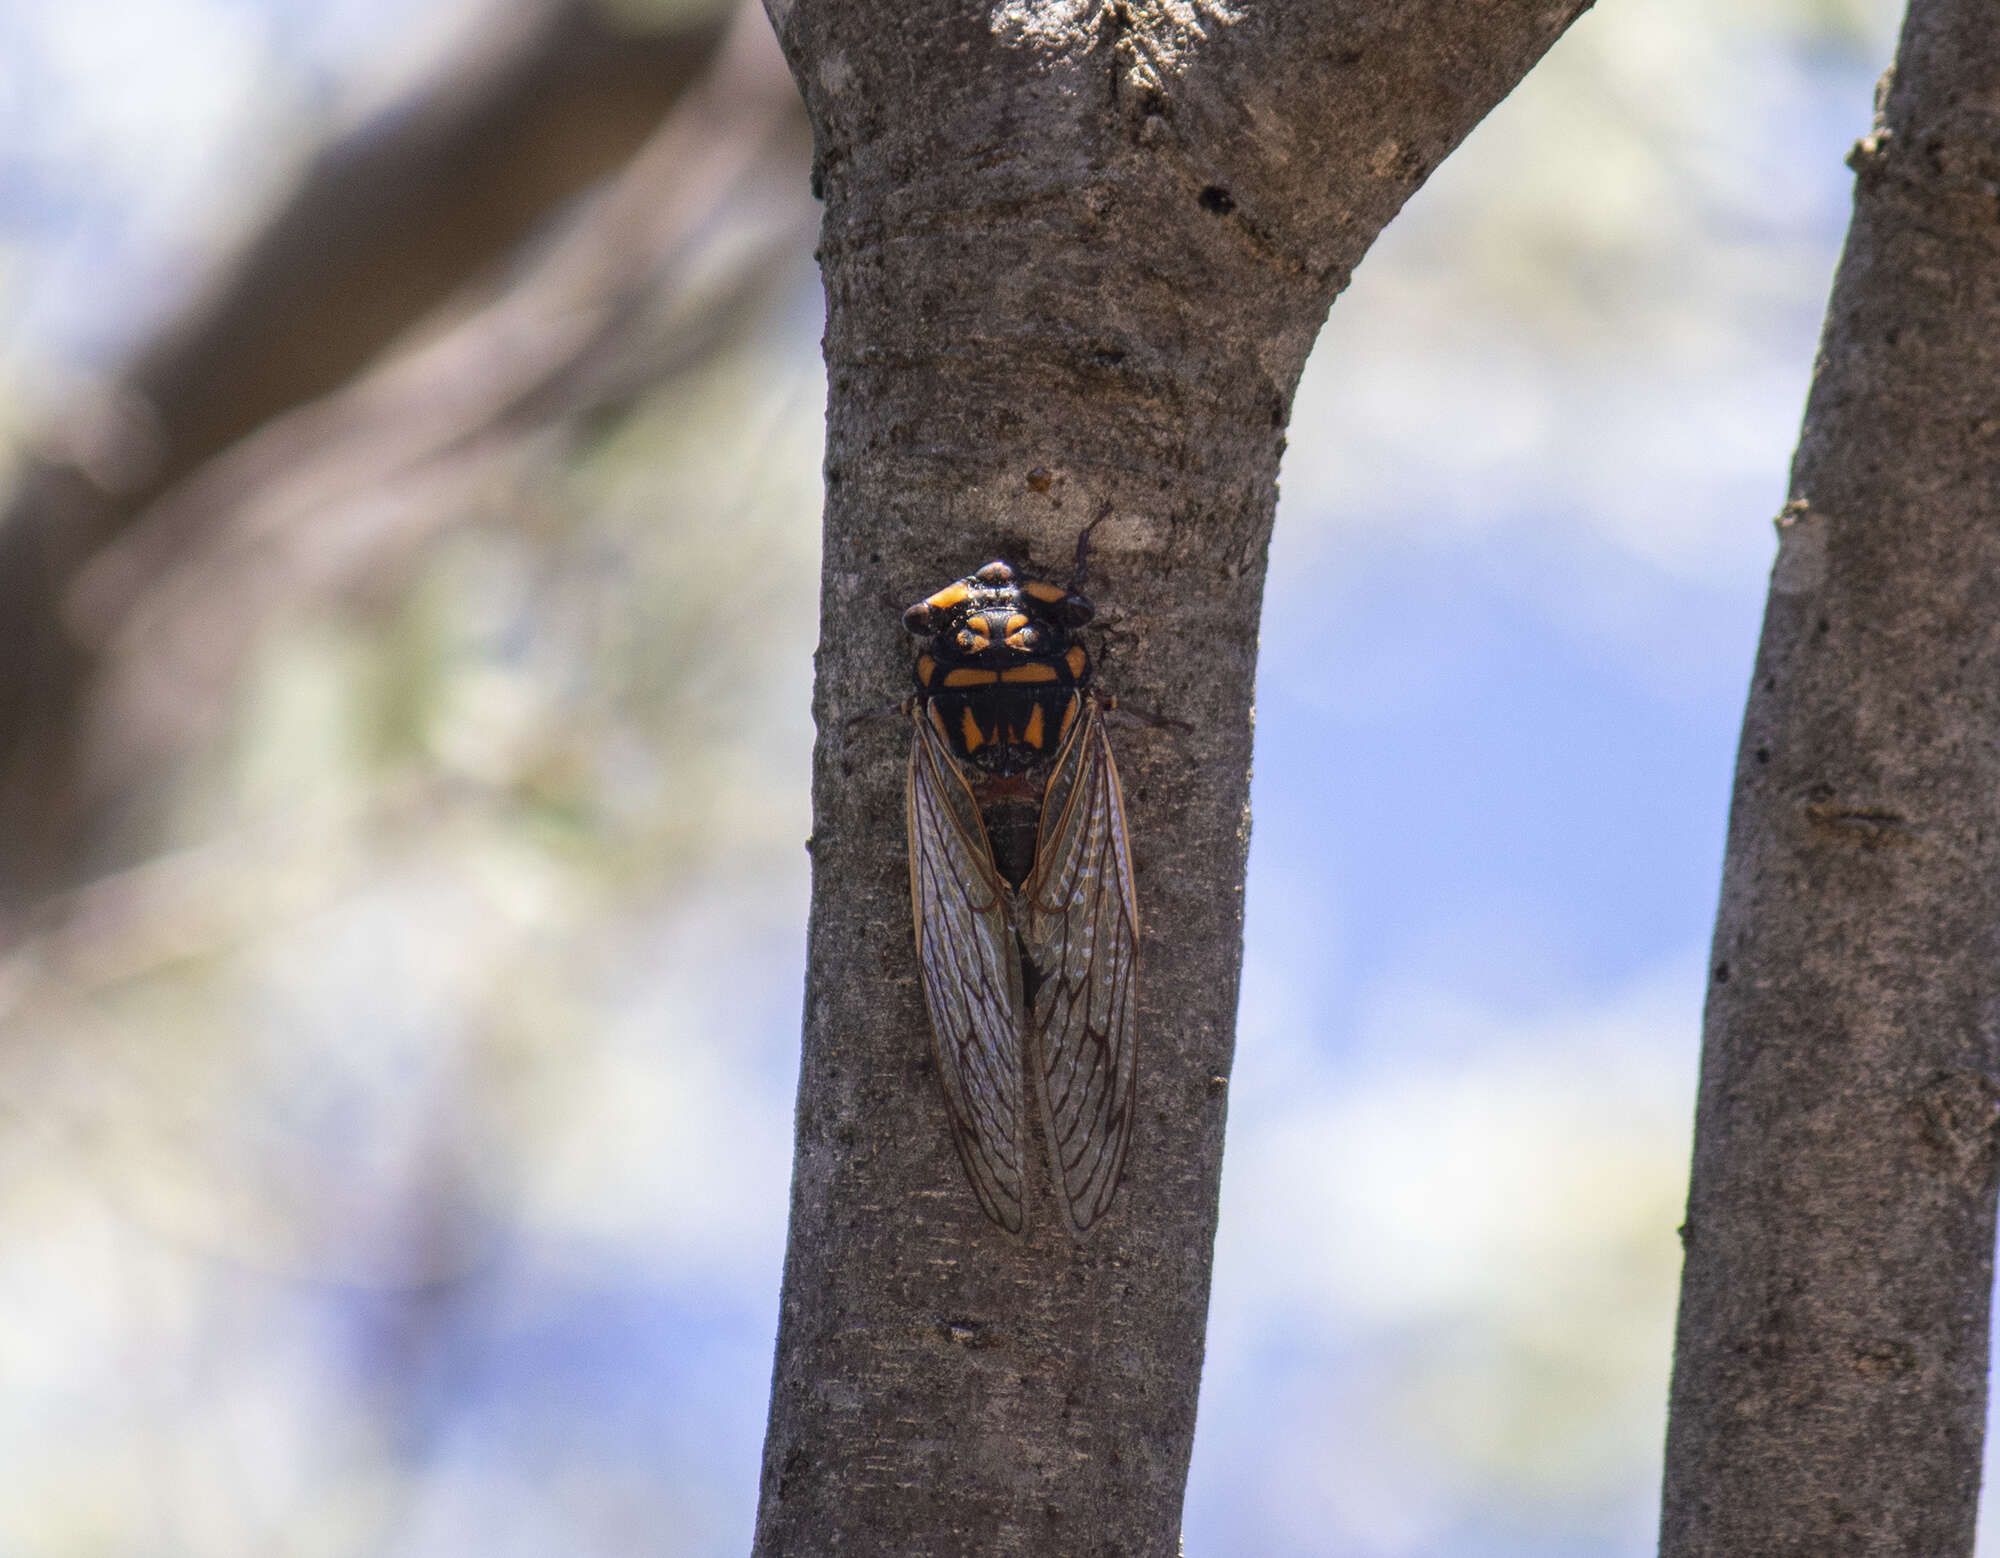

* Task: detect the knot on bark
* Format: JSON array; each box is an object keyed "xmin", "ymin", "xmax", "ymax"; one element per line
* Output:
[
  {"xmin": 990, "ymin": 0, "xmax": 1241, "ymax": 85},
  {"xmin": 1799, "ymin": 787, "xmax": 1920, "ymax": 852}
]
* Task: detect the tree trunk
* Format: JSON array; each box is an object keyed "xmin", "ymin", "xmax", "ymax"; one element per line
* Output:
[
  {"xmin": 754, "ymin": 2, "xmax": 1589, "ymax": 1551},
  {"xmin": 1661, "ymin": 3, "xmax": 2000, "ymax": 1552}
]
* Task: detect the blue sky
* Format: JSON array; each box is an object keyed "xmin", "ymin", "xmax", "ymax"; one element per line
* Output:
[{"xmin": 1193, "ymin": 1, "xmax": 1912, "ymax": 1548}]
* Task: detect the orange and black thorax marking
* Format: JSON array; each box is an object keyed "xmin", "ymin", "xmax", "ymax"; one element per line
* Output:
[
  {"xmin": 905, "ymin": 559, "xmax": 1094, "ymax": 882},
  {"xmin": 905, "ymin": 559, "xmax": 1093, "ymax": 779}
]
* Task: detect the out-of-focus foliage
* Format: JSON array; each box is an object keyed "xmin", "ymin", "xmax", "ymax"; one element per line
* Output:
[
  {"xmin": 0, "ymin": 0, "xmax": 1962, "ymax": 1555},
  {"xmin": 0, "ymin": 280, "xmax": 823, "ymax": 1554},
  {"xmin": 0, "ymin": 0, "xmax": 486, "ymax": 375},
  {"xmin": 3, "ymin": 8, "xmax": 816, "ymax": 1549}
]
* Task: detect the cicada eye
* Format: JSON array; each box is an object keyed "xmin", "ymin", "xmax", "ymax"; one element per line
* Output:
[
  {"xmin": 975, "ymin": 560, "xmax": 1014, "ymax": 585},
  {"xmin": 904, "ymin": 602, "xmax": 936, "ymax": 636}
]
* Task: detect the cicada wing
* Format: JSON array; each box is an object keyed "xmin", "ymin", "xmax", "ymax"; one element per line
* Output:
[
  {"xmin": 907, "ymin": 711, "xmax": 1029, "ymax": 1234},
  {"xmin": 1021, "ymin": 697, "xmax": 1140, "ymax": 1236}
]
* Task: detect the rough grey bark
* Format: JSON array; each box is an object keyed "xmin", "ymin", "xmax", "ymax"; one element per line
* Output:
[
  {"xmin": 754, "ymin": 2, "xmax": 1589, "ymax": 1552},
  {"xmin": 1660, "ymin": 4, "xmax": 2000, "ymax": 1553}
]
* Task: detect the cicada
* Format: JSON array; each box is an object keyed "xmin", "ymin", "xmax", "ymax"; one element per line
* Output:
[{"xmin": 903, "ymin": 555, "xmax": 1139, "ymax": 1237}]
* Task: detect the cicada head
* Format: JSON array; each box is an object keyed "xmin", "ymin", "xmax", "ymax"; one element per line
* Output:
[
  {"xmin": 904, "ymin": 559, "xmax": 1095, "ymax": 777},
  {"xmin": 903, "ymin": 560, "xmax": 1092, "ymax": 655}
]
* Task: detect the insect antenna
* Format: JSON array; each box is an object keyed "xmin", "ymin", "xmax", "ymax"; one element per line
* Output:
[{"xmin": 1068, "ymin": 504, "xmax": 1114, "ymax": 595}]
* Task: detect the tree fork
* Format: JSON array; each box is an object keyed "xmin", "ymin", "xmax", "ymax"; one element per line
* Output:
[
  {"xmin": 1661, "ymin": 2, "xmax": 2000, "ymax": 1551},
  {"xmin": 755, "ymin": 2, "xmax": 1589, "ymax": 1551}
]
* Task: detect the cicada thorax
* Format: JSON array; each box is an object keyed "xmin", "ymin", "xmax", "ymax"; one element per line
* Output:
[{"xmin": 904, "ymin": 559, "xmax": 1094, "ymax": 888}]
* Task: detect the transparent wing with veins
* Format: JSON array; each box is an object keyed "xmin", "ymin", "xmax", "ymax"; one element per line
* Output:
[
  {"xmin": 1021, "ymin": 697, "xmax": 1140, "ymax": 1237},
  {"xmin": 907, "ymin": 711, "xmax": 1028, "ymax": 1233}
]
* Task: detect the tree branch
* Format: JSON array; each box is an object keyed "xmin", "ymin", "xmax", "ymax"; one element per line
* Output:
[
  {"xmin": 1661, "ymin": 1, "xmax": 2000, "ymax": 1549},
  {"xmin": 755, "ymin": 1, "xmax": 1590, "ymax": 1551}
]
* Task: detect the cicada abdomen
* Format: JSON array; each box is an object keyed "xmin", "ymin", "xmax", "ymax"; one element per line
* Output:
[{"xmin": 903, "ymin": 557, "xmax": 1139, "ymax": 1237}]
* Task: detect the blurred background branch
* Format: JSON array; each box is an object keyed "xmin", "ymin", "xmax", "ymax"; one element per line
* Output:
[
  {"xmin": 0, "ymin": 0, "xmax": 783, "ymax": 912},
  {"xmin": 6, "ymin": 0, "xmax": 812, "ymax": 1018}
]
